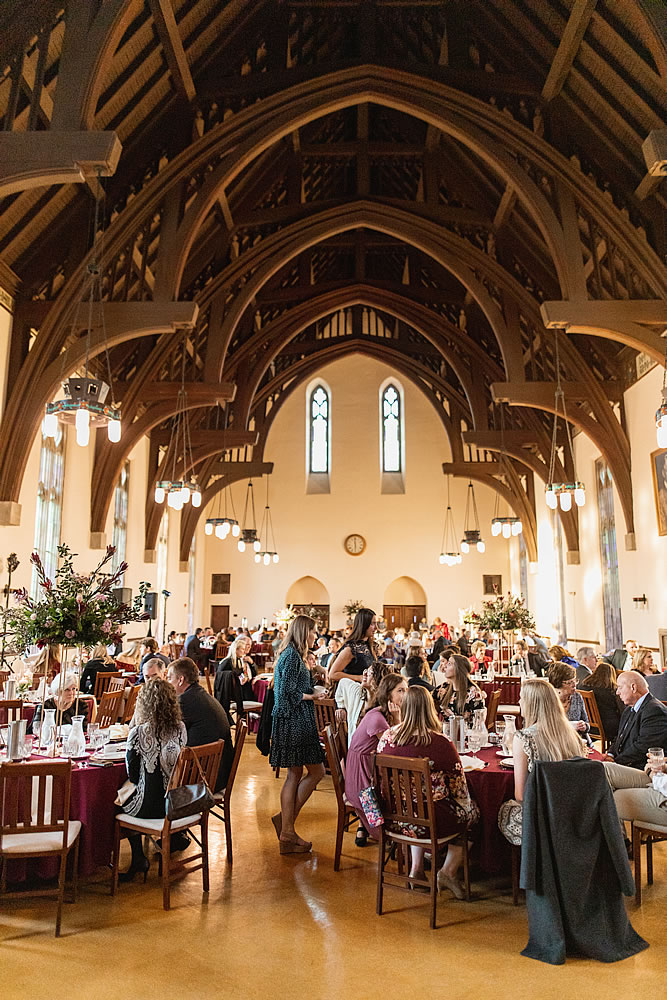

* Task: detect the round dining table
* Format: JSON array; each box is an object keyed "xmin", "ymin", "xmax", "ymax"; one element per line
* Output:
[{"xmin": 247, "ymin": 676, "xmax": 270, "ymax": 733}]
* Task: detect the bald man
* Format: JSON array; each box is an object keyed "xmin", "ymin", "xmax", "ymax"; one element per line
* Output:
[{"xmin": 601, "ymin": 670, "xmax": 667, "ymax": 770}]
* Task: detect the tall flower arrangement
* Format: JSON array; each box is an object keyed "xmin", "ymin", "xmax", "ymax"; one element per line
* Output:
[
  {"xmin": 4, "ymin": 544, "xmax": 150, "ymax": 651},
  {"xmin": 476, "ymin": 593, "xmax": 535, "ymax": 633}
]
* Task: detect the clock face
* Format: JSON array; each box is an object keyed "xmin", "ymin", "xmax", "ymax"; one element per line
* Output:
[{"xmin": 344, "ymin": 533, "xmax": 366, "ymax": 556}]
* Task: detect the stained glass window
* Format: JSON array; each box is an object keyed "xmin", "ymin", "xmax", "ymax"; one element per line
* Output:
[
  {"xmin": 309, "ymin": 385, "xmax": 329, "ymax": 473},
  {"xmin": 382, "ymin": 384, "xmax": 401, "ymax": 473}
]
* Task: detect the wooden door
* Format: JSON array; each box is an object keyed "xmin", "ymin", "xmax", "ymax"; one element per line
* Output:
[
  {"xmin": 383, "ymin": 605, "xmax": 427, "ymax": 630},
  {"xmin": 383, "ymin": 605, "xmax": 402, "ymax": 628},
  {"xmin": 210, "ymin": 605, "xmax": 230, "ymax": 631}
]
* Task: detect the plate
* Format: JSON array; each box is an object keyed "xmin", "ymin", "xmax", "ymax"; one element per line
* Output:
[
  {"xmin": 496, "ymin": 749, "xmax": 511, "ymax": 756},
  {"xmin": 499, "ymin": 757, "xmax": 514, "ymax": 768}
]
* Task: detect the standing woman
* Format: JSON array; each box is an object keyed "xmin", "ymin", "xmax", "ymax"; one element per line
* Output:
[
  {"xmin": 270, "ymin": 615, "xmax": 326, "ymax": 854},
  {"xmin": 328, "ymin": 607, "xmax": 378, "ymax": 736}
]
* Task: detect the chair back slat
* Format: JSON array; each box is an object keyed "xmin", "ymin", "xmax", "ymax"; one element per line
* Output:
[
  {"xmin": 123, "ymin": 685, "xmax": 139, "ymax": 723},
  {"xmin": 214, "ymin": 642, "xmax": 228, "ymax": 660},
  {"xmin": 0, "ymin": 699, "xmax": 24, "ymax": 725},
  {"xmin": 0, "ymin": 761, "xmax": 72, "ymax": 838},
  {"xmin": 97, "ymin": 689, "xmax": 124, "ymax": 728},
  {"xmin": 579, "ymin": 688, "xmax": 607, "ymax": 747},
  {"xmin": 314, "ymin": 698, "xmax": 337, "ymax": 735},
  {"xmin": 108, "ymin": 676, "xmax": 125, "ymax": 692},
  {"xmin": 485, "ymin": 689, "xmax": 502, "ymax": 731},
  {"xmin": 374, "ymin": 754, "xmax": 437, "ymax": 839},
  {"xmin": 94, "ymin": 670, "xmax": 123, "ymax": 700},
  {"xmin": 323, "ymin": 725, "xmax": 346, "ymax": 807},
  {"xmin": 168, "ymin": 740, "xmax": 224, "ymax": 792}
]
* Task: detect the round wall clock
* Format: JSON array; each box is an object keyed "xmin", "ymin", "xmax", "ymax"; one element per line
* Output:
[{"xmin": 344, "ymin": 533, "xmax": 366, "ymax": 556}]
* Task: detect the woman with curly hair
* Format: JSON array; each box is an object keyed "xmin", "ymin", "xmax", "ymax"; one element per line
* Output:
[{"xmin": 119, "ymin": 677, "xmax": 186, "ymax": 881}]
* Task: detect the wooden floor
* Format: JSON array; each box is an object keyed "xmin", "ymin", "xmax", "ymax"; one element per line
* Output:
[{"xmin": 1, "ymin": 744, "xmax": 665, "ymax": 998}]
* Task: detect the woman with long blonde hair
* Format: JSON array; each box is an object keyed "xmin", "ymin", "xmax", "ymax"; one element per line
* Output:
[
  {"xmin": 377, "ymin": 686, "xmax": 479, "ymax": 900},
  {"xmin": 498, "ymin": 678, "xmax": 586, "ymax": 845},
  {"xmin": 270, "ymin": 615, "xmax": 326, "ymax": 854}
]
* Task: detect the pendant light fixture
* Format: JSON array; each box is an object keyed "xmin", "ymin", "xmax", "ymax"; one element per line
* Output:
[
  {"xmin": 205, "ymin": 472, "xmax": 240, "ymax": 539},
  {"xmin": 154, "ymin": 333, "xmax": 201, "ymax": 510},
  {"xmin": 545, "ymin": 328, "xmax": 585, "ymax": 511},
  {"xmin": 655, "ymin": 338, "xmax": 667, "ymax": 448},
  {"xmin": 438, "ymin": 476, "xmax": 461, "ymax": 565},
  {"xmin": 490, "ymin": 403, "xmax": 522, "ymax": 538},
  {"xmin": 460, "ymin": 481, "xmax": 485, "ymax": 554},
  {"xmin": 238, "ymin": 480, "xmax": 260, "ymax": 553},
  {"xmin": 44, "ymin": 170, "xmax": 121, "ymax": 445},
  {"xmin": 255, "ymin": 475, "xmax": 280, "ymax": 565}
]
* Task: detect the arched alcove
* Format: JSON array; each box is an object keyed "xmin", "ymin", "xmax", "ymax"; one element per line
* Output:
[
  {"xmin": 286, "ymin": 576, "xmax": 330, "ymax": 605},
  {"xmin": 383, "ymin": 576, "xmax": 426, "ymax": 605}
]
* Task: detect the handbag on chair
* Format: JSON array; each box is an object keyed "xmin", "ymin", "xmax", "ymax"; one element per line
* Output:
[{"xmin": 165, "ymin": 750, "xmax": 215, "ymax": 821}]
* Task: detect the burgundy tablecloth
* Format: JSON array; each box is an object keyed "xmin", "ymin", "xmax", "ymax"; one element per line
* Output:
[
  {"xmin": 465, "ymin": 747, "xmax": 514, "ymax": 875},
  {"xmin": 480, "ymin": 678, "xmax": 522, "ymax": 705},
  {"xmin": 248, "ymin": 676, "xmax": 270, "ymax": 733},
  {"xmin": 6, "ymin": 755, "xmax": 127, "ymax": 882}
]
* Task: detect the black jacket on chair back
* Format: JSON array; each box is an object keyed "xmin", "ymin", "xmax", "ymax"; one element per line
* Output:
[{"xmin": 520, "ymin": 758, "xmax": 647, "ymax": 965}]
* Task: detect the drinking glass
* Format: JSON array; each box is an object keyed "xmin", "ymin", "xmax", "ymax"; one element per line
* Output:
[
  {"xmin": 88, "ymin": 722, "xmax": 100, "ymax": 749},
  {"xmin": 648, "ymin": 747, "xmax": 665, "ymax": 770},
  {"xmin": 21, "ymin": 734, "xmax": 34, "ymax": 758},
  {"xmin": 468, "ymin": 732, "xmax": 483, "ymax": 757}
]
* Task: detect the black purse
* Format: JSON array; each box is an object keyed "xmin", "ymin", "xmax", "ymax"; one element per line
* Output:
[{"xmin": 165, "ymin": 748, "xmax": 215, "ymax": 821}]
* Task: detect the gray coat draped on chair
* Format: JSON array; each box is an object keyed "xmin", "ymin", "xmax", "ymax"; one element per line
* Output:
[{"xmin": 520, "ymin": 758, "xmax": 648, "ymax": 965}]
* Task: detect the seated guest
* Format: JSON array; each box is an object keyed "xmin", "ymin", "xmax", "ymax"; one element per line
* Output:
[
  {"xmin": 116, "ymin": 640, "xmax": 142, "ymax": 670},
  {"xmin": 137, "ymin": 637, "xmax": 170, "ymax": 683},
  {"xmin": 456, "ymin": 630, "xmax": 471, "ymax": 657},
  {"xmin": 168, "ymin": 657, "xmax": 233, "ymax": 792},
  {"xmin": 576, "ymin": 645, "xmax": 597, "ymax": 682},
  {"xmin": 218, "ymin": 636, "xmax": 257, "ymax": 700},
  {"xmin": 378, "ymin": 686, "xmax": 479, "ymax": 899},
  {"xmin": 142, "ymin": 657, "xmax": 167, "ymax": 682},
  {"xmin": 605, "ymin": 751, "xmax": 667, "ymax": 829},
  {"xmin": 80, "ymin": 643, "xmax": 115, "ymax": 694},
  {"xmin": 119, "ymin": 678, "xmax": 187, "ymax": 881},
  {"xmin": 214, "ymin": 651, "xmax": 244, "ymax": 722},
  {"xmin": 469, "ymin": 640, "xmax": 492, "ymax": 674},
  {"xmin": 321, "ymin": 636, "xmax": 341, "ymax": 670},
  {"xmin": 306, "ymin": 650, "xmax": 327, "ymax": 686},
  {"xmin": 548, "ymin": 644, "xmax": 590, "ymax": 684},
  {"xmin": 184, "ymin": 628, "xmax": 204, "ymax": 666},
  {"xmin": 345, "ymin": 673, "xmax": 408, "ymax": 846},
  {"xmin": 578, "ymin": 660, "xmax": 623, "ymax": 741},
  {"xmin": 498, "ymin": 678, "xmax": 587, "ymax": 845},
  {"xmin": 404, "ymin": 655, "xmax": 434, "ymax": 692},
  {"xmin": 435, "ymin": 653, "xmax": 485, "ymax": 724},
  {"xmin": 602, "ymin": 670, "xmax": 667, "ymax": 769},
  {"xmin": 632, "ymin": 648, "xmax": 658, "ymax": 676},
  {"xmin": 547, "ymin": 661, "xmax": 591, "ymax": 744},
  {"xmin": 603, "ymin": 639, "xmax": 639, "ymax": 673},
  {"xmin": 647, "ymin": 666, "xmax": 667, "ymax": 701},
  {"xmin": 427, "ymin": 629, "xmax": 448, "ymax": 665},
  {"xmin": 31, "ymin": 672, "xmax": 89, "ymax": 734}
]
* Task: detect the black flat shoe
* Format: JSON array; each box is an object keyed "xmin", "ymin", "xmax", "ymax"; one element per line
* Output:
[
  {"xmin": 355, "ymin": 828, "xmax": 369, "ymax": 847},
  {"xmin": 118, "ymin": 857, "xmax": 150, "ymax": 884}
]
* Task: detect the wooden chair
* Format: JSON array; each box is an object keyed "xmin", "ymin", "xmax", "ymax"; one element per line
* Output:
[
  {"xmin": 0, "ymin": 760, "xmax": 81, "ymax": 936},
  {"xmin": 374, "ymin": 754, "xmax": 470, "ymax": 929},
  {"xmin": 108, "ymin": 676, "xmax": 126, "ymax": 693},
  {"xmin": 485, "ymin": 689, "xmax": 502, "ymax": 732},
  {"xmin": 94, "ymin": 670, "xmax": 123, "ymax": 700},
  {"xmin": 579, "ymin": 688, "xmax": 608, "ymax": 751},
  {"xmin": 169, "ymin": 642, "xmax": 184, "ymax": 660},
  {"xmin": 323, "ymin": 725, "xmax": 359, "ymax": 871},
  {"xmin": 214, "ymin": 641, "xmax": 228, "ymax": 660},
  {"xmin": 97, "ymin": 689, "xmax": 124, "ymax": 728},
  {"xmin": 0, "ymin": 699, "xmax": 25, "ymax": 726},
  {"xmin": 0, "ymin": 668, "xmax": 10, "ymax": 689},
  {"xmin": 210, "ymin": 720, "xmax": 247, "ymax": 865},
  {"xmin": 632, "ymin": 819, "xmax": 667, "ymax": 905},
  {"xmin": 122, "ymin": 685, "xmax": 139, "ymax": 723},
  {"xmin": 511, "ymin": 842, "xmax": 523, "ymax": 905},
  {"xmin": 112, "ymin": 740, "xmax": 223, "ymax": 911},
  {"xmin": 314, "ymin": 698, "xmax": 338, "ymax": 736}
]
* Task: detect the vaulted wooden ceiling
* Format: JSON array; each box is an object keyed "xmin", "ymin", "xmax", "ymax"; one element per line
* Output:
[{"xmin": 0, "ymin": 0, "xmax": 665, "ymax": 564}]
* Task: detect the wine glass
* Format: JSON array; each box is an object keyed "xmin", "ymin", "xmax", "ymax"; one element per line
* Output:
[
  {"xmin": 648, "ymin": 747, "xmax": 665, "ymax": 771},
  {"xmin": 468, "ymin": 731, "xmax": 483, "ymax": 758}
]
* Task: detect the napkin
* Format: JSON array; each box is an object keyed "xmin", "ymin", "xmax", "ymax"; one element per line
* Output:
[{"xmin": 460, "ymin": 755, "xmax": 486, "ymax": 771}]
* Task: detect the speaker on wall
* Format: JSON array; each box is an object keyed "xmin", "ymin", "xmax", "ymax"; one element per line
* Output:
[
  {"xmin": 143, "ymin": 592, "xmax": 158, "ymax": 619},
  {"xmin": 112, "ymin": 587, "xmax": 132, "ymax": 606}
]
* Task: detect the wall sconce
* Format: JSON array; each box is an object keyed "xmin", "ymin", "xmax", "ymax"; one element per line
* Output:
[{"xmin": 632, "ymin": 594, "xmax": 648, "ymax": 609}]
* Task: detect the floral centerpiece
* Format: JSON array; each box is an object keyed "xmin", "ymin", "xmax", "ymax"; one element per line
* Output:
[
  {"xmin": 343, "ymin": 599, "xmax": 365, "ymax": 622},
  {"xmin": 475, "ymin": 593, "xmax": 535, "ymax": 672},
  {"xmin": 5, "ymin": 544, "xmax": 149, "ymax": 651},
  {"xmin": 274, "ymin": 606, "xmax": 296, "ymax": 630}
]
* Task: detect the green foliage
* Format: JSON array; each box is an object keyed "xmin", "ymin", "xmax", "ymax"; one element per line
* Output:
[
  {"xmin": 4, "ymin": 544, "xmax": 150, "ymax": 650},
  {"xmin": 343, "ymin": 599, "xmax": 365, "ymax": 620},
  {"xmin": 470, "ymin": 593, "xmax": 535, "ymax": 633}
]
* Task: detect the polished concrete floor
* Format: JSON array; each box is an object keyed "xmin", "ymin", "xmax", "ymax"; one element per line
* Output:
[{"xmin": 1, "ymin": 744, "xmax": 665, "ymax": 999}]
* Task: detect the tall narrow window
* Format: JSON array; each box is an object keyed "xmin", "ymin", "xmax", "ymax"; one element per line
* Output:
[
  {"xmin": 112, "ymin": 462, "xmax": 130, "ymax": 583},
  {"xmin": 32, "ymin": 421, "xmax": 65, "ymax": 598},
  {"xmin": 306, "ymin": 380, "xmax": 331, "ymax": 494},
  {"xmin": 596, "ymin": 459, "xmax": 623, "ymax": 649},
  {"xmin": 380, "ymin": 380, "xmax": 405, "ymax": 493}
]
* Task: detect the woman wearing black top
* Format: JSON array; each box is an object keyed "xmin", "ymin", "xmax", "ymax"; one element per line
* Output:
[
  {"xmin": 578, "ymin": 659, "xmax": 623, "ymax": 741},
  {"xmin": 328, "ymin": 608, "xmax": 378, "ymax": 684}
]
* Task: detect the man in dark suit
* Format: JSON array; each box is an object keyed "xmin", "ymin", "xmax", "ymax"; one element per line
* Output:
[
  {"xmin": 184, "ymin": 628, "xmax": 203, "ymax": 662},
  {"xmin": 168, "ymin": 656, "xmax": 234, "ymax": 793},
  {"xmin": 427, "ymin": 630, "xmax": 447, "ymax": 665},
  {"xmin": 602, "ymin": 639, "xmax": 638, "ymax": 673},
  {"xmin": 602, "ymin": 670, "xmax": 667, "ymax": 769}
]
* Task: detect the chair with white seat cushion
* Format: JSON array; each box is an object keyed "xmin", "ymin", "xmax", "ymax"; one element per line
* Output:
[
  {"xmin": 111, "ymin": 740, "xmax": 223, "ymax": 910},
  {"xmin": 0, "ymin": 760, "xmax": 81, "ymax": 936}
]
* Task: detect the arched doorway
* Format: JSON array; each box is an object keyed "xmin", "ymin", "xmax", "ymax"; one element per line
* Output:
[
  {"xmin": 286, "ymin": 576, "xmax": 330, "ymax": 630},
  {"xmin": 383, "ymin": 577, "xmax": 427, "ymax": 630}
]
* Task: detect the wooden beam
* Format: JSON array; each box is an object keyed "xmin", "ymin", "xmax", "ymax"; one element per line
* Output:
[
  {"xmin": 491, "ymin": 381, "xmax": 624, "ymax": 405},
  {"xmin": 150, "ymin": 429, "xmax": 258, "ymax": 447},
  {"xmin": 148, "ymin": 0, "xmax": 196, "ymax": 102},
  {"xmin": 208, "ymin": 460, "xmax": 274, "ymax": 476},
  {"xmin": 541, "ymin": 300, "xmax": 667, "ymax": 327},
  {"xmin": 542, "ymin": 0, "xmax": 597, "ymax": 102},
  {"xmin": 115, "ymin": 381, "xmax": 235, "ymax": 403},
  {"xmin": 493, "ymin": 185, "xmax": 516, "ymax": 231},
  {"xmin": 461, "ymin": 430, "xmax": 539, "ymax": 448},
  {"xmin": 0, "ymin": 131, "xmax": 122, "ymax": 198}
]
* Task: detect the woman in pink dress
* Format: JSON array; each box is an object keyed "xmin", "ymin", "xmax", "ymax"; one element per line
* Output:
[{"xmin": 345, "ymin": 673, "xmax": 408, "ymax": 845}]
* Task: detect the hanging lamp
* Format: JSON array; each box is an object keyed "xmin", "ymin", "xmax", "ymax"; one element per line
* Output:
[
  {"xmin": 238, "ymin": 480, "xmax": 260, "ymax": 553},
  {"xmin": 438, "ymin": 477, "xmax": 461, "ymax": 566},
  {"xmin": 44, "ymin": 171, "xmax": 121, "ymax": 445},
  {"xmin": 545, "ymin": 329, "xmax": 585, "ymax": 511},
  {"xmin": 490, "ymin": 403, "xmax": 522, "ymax": 538},
  {"xmin": 656, "ymin": 338, "xmax": 667, "ymax": 448},
  {"xmin": 460, "ymin": 481, "xmax": 485, "ymax": 553},
  {"xmin": 255, "ymin": 475, "xmax": 280, "ymax": 565},
  {"xmin": 154, "ymin": 332, "xmax": 201, "ymax": 510},
  {"xmin": 205, "ymin": 471, "xmax": 240, "ymax": 538}
]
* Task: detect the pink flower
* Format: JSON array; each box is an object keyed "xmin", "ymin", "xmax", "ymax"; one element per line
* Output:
[
  {"xmin": 102, "ymin": 619, "xmax": 112, "ymax": 633},
  {"xmin": 65, "ymin": 629, "xmax": 75, "ymax": 639},
  {"xmin": 76, "ymin": 593, "xmax": 84, "ymax": 603}
]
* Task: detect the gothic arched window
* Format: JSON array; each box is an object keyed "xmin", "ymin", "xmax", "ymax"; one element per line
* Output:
[
  {"xmin": 309, "ymin": 384, "xmax": 330, "ymax": 474},
  {"xmin": 381, "ymin": 384, "xmax": 402, "ymax": 473}
]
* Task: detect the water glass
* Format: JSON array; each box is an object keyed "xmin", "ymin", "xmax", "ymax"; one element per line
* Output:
[
  {"xmin": 21, "ymin": 734, "xmax": 34, "ymax": 758},
  {"xmin": 88, "ymin": 723, "xmax": 100, "ymax": 749},
  {"xmin": 648, "ymin": 747, "xmax": 665, "ymax": 769}
]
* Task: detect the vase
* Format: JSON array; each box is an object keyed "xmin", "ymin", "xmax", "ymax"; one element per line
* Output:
[
  {"xmin": 36, "ymin": 707, "xmax": 56, "ymax": 750},
  {"xmin": 65, "ymin": 715, "xmax": 86, "ymax": 757},
  {"xmin": 473, "ymin": 707, "xmax": 489, "ymax": 747}
]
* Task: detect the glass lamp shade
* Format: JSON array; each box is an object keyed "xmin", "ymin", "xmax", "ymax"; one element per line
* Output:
[
  {"xmin": 253, "ymin": 539, "xmax": 261, "ymax": 552},
  {"xmin": 155, "ymin": 486, "xmax": 165, "ymax": 504},
  {"xmin": 559, "ymin": 491, "xmax": 572, "ymax": 512},
  {"xmin": 456, "ymin": 554, "xmax": 462, "ymax": 564},
  {"xmin": 107, "ymin": 417, "xmax": 121, "ymax": 443},
  {"xmin": 439, "ymin": 553, "xmax": 446, "ymax": 564},
  {"xmin": 460, "ymin": 540, "xmax": 470, "ymax": 554},
  {"xmin": 167, "ymin": 490, "xmax": 177, "ymax": 509},
  {"xmin": 222, "ymin": 521, "xmax": 231, "ymax": 538},
  {"xmin": 231, "ymin": 523, "xmax": 240, "ymax": 537},
  {"xmin": 75, "ymin": 406, "xmax": 90, "ymax": 446},
  {"xmin": 512, "ymin": 520, "xmax": 523, "ymax": 535},
  {"xmin": 44, "ymin": 412, "xmax": 58, "ymax": 438},
  {"xmin": 658, "ymin": 420, "xmax": 667, "ymax": 449},
  {"xmin": 491, "ymin": 520, "xmax": 501, "ymax": 537},
  {"xmin": 263, "ymin": 553, "xmax": 270, "ymax": 565},
  {"xmin": 502, "ymin": 522, "xmax": 511, "ymax": 539},
  {"xmin": 171, "ymin": 492, "xmax": 184, "ymax": 512},
  {"xmin": 574, "ymin": 487, "xmax": 586, "ymax": 508},
  {"xmin": 180, "ymin": 485, "xmax": 190, "ymax": 504},
  {"xmin": 204, "ymin": 521, "xmax": 213, "ymax": 536},
  {"xmin": 273, "ymin": 553, "xmax": 279, "ymax": 564},
  {"xmin": 477, "ymin": 540, "xmax": 486, "ymax": 553},
  {"xmin": 215, "ymin": 524, "xmax": 224, "ymax": 539},
  {"xmin": 254, "ymin": 553, "xmax": 261, "ymax": 564},
  {"xmin": 545, "ymin": 488, "xmax": 557, "ymax": 510},
  {"xmin": 237, "ymin": 539, "xmax": 245, "ymax": 552},
  {"xmin": 192, "ymin": 489, "xmax": 202, "ymax": 508}
]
